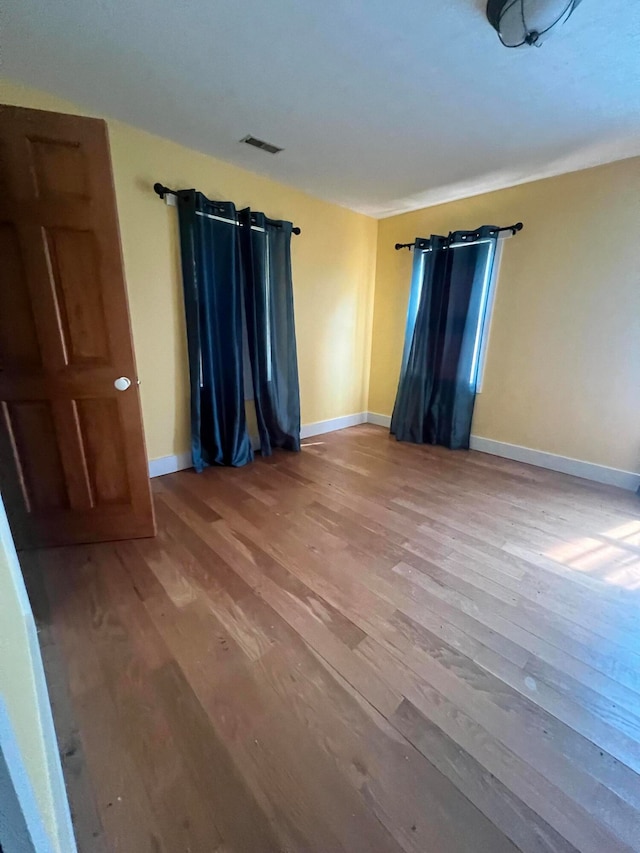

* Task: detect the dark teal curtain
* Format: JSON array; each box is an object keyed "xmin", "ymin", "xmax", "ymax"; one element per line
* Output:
[
  {"xmin": 391, "ymin": 227, "xmax": 498, "ymax": 449},
  {"xmin": 239, "ymin": 210, "xmax": 301, "ymax": 455},
  {"xmin": 176, "ymin": 190, "xmax": 301, "ymax": 470},
  {"xmin": 177, "ymin": 190, "xmax": 253, "ymax": 470}
]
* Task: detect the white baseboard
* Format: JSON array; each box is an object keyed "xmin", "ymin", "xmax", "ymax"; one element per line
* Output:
[
  {"xmin": 367, "ymin": 411, "xmax": 392, "ymax": 428},
  {"xmin": 149, "ymin": 414, "xmax": 639, "ymax": 492},
  {"xmin": 148, "ymin": 451, "xmax": 192, "ymax": 478},
  {"xmin": 469, "ymin": 436, "xmax": 640, "ymax": 491},
  {"xmin": 148, "ymin": 413, "xmax": 369, "ymax": 477},
  {"xmin": 300, "ymin": 412, "xmax": 368, "ymax": 439},
  {"xmin": 365, "ymin": 414, "xmax": 639, "ymax": 492}
]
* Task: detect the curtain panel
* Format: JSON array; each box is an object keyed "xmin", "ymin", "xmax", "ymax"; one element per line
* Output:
[
  {"xmin": 177, "ymin": 190, "xmax": 300, "ymax": 470},
  {"xmin": 391, "ymin": 227, "xmax": 498, "ymax": 449},
  {"xmin": 239, "ymin": 209, "xmax": 301, "ymax": 455}
]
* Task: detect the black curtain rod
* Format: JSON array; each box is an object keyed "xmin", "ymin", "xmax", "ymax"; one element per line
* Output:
[
  {"xmin": 153, "ymin": 183, "xmax": 301, "ymax": 235},
  {"xmin": 395, "ymin": 222, "xmax": 523, "ymax": 251}
]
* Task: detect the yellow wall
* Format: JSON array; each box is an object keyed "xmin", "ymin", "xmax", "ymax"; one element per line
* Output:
[
  {"xmin": 3, "ymin": 79, "xmax": 639, "ymax": 474},
  {"xmin": 370, "ymin": 159, "xmax": 640, "ymax": 473},
  {"xmin": 1, "ymin": 80, "xmax": 378, "ymax": 461}
]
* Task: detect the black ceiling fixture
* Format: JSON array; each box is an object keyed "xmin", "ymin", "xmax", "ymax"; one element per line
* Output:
[{"xmin": 486, "ymin": 0, "xmax": 584, "ymax": 48}]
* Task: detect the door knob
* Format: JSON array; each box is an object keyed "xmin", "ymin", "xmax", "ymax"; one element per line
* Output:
[{"xmin": 114, "ymin": 376, "xmax": 132, "ymax": 391}]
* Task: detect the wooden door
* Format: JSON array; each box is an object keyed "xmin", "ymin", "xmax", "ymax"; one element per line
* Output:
[{"xmin": 0, "ymin": 105, "xmax": 155, "ymax": 548}]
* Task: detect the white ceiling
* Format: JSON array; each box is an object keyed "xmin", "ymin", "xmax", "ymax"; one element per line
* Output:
[{"xmin": 4, "ymin": 0, "xmax": 640, "ymax": 217}]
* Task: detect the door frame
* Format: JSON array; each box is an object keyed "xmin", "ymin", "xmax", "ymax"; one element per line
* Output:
[{"xmin": 0, "ymin": 493, "xmax": 77, "ymax": 853}]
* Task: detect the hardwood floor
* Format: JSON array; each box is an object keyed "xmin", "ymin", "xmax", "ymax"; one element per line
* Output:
[{"xmin": 22, "ymin": 425, "xmax": 640, "ymax": 853}]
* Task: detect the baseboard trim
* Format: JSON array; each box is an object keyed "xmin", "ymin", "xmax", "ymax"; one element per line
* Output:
[
  {"xmin": 148, "ymin": 451, "xmax": 192, "ymax": 478},
  {"xmin": 300, "ymin": 412, "xmax": 368, "ymax": 439},
  {"xmin": 149, "ymin": 416, "xmax": 638, "ymax": 492},
  {"xmin": 367, "ymin": 412, "xmax": 392, "ymax": 428},
  {"xmin": 149, "ymin": 413, "xmax": 370, "ymax": 477},
  {"xmin": 469, "ymin": 436, "xmax": 640, "ymax": 491},
  {"xmin": 364, "ymin": 414, "xmax": 639, "ymax": 491}
]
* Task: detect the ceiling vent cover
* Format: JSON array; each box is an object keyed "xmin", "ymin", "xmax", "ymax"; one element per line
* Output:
[{"xmin": 241, "ymin": 135, "xmax": 283, "ymax": 154}]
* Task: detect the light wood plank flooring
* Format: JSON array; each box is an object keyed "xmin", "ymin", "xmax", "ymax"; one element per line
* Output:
[{"xmin": 23, "ymin": 425, "xmax": 640, "ymax": 852}]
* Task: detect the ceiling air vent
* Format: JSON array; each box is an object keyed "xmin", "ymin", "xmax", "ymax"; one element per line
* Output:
[{"xmin": 241, "ymin": 135, "xmax": 283, "ymax": 154}]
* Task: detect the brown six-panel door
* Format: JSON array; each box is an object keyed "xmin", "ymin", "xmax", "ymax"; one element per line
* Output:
[{"xmin": 0, "ymin": 105, "xmax": 155, "ymax": 547}]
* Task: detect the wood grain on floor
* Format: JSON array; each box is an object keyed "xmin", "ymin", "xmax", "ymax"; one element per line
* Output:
[{"xmin": 22, "ymin": 425, "xmax": 640, "ymax": 852}]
